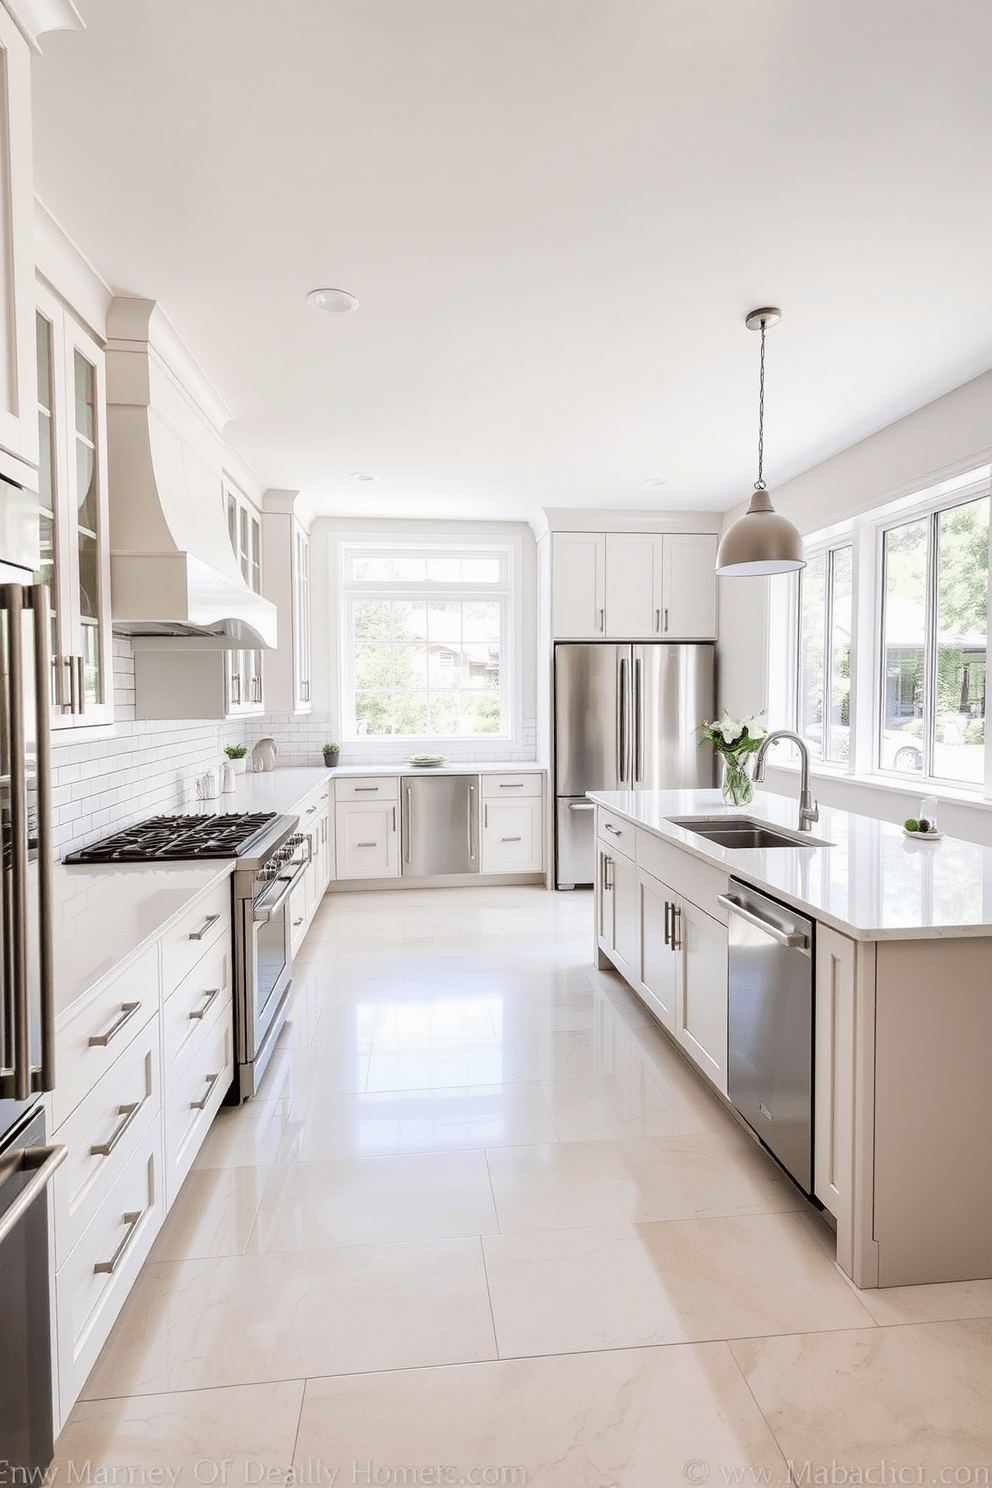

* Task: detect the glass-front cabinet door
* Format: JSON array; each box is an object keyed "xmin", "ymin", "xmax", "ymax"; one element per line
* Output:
[
  {"xmin": 224, "ymin": 482, "xmax": 264, "ymax": 716},
  {"xmin": 34, "ymin": 286, "xmax": 113, "ymax": 729}
]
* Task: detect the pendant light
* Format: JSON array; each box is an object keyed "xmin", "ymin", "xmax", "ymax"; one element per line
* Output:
[{"xmin": 715, "ymin": 307, "xmax": 806, "ymax": 576}]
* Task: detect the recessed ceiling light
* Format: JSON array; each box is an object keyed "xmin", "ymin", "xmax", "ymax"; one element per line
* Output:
[
  {"xmin": 643, "ymin": 477, "xmax": 667, "ymax": 488},
  {"xmin": 307, "ymin": 288, "xmax": 359, "ymax": 314},
  {"xmin": 350, "ymin": 472, "xmax": 376, "ymax": 482}
]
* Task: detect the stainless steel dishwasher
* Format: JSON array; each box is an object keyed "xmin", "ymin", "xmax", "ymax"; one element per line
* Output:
[
  {"xmin": 719, "ymin": 878, "xmax": 815, "ymax": 1194},
  {"xmin": 402, "ymin": 772, "xmax": 480, "ymax": 876}
]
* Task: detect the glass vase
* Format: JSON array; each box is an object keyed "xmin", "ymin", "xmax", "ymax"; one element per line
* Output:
[{"xmin": 721, "ymin": 752, "xmax": 753, "ymax": 807}]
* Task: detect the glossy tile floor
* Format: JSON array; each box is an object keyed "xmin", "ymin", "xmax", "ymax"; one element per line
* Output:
[{"xmin": 57, "ymin": 887, "xmax": 992, "ymax": 1485}]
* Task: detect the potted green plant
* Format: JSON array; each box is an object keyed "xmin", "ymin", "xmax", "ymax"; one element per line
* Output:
[
  {"xmin": 322, "ymin": 743, "xmax": 341, "ymax": 769},
  {"xmin": 224, "ymin": 743, "xmax": 249, "ymax": 775}
]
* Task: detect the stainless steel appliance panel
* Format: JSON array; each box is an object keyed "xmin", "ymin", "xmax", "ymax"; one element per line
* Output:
[
  {"xmin": 402, "ymin": 773, "xmax": 480, "ymax": 876},
  {"xmin": 555, "ymin": 643, "xmax": 627, "ymax": 796},
  {"xmin": 631, "ymin": 643, "xmax": 715, "ymax": 788},
  {"xmin": 724, "ymin": 879, "xmax": 814, "ymax": 1193},
  {"xmin": 555, "ymin": 796, "xmax": 596, "ymax": 889}
]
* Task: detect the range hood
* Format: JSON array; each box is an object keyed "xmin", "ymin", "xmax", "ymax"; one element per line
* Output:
[{"xmin": 105, "ymin": 297, "xmax": 277, "ymax": 649}]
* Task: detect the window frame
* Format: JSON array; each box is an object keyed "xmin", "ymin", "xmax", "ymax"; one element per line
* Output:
[{"xmin": 338, "ymin": 538, "xmax": 518, "ymax": 746}]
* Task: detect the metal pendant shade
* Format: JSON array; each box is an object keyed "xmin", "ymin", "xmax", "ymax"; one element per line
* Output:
[{"xmin": 715, "ymin": 308, "xmax": 806, "ymax": 577}]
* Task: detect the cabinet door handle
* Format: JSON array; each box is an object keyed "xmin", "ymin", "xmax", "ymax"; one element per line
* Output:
[
  {"xmin": 499, "ymin": 782, "xmax": 524, "ymax": 788},
  {"xmin": 189, "ymin": 913, "xmax": 221, "ymax": 942},
  {"xmin": 190, "ymin": 1071, "xmax": 221, "ymax": 1111},
  {"xmin": 603, "ymin": 855, "xmax": 614, "ymax": 891},
  {"xmin": 404, "ymin": 786, "xmax": 412, "ymax": 863},
  {"xmin": 90, "ymin": 1098, "xmax": 145, "ymax": 1157},
  {"xmin": 664, "ymin": 608, "xmax": 669, "ymax": 633},
  {"xmin": 88, "ymin": 1002, "xmax": 140, "ymax": 1048},
  {"xmin": 671, "ymin": 904, "xmax": 682, "ymax": 950},
  {"xmin": 293, "ymin": 917, "xmax": 304, "ymax": 927},
  {"xmin": 468, "ymin": 783, "xmax": 477, "ymax": 860},
  {"xmin": 664, "ymin": 900, "xmax": 672, "ymax": 948},
  {"xmin": 94, "ymin": 1210, "xmax": 143, "ymax": 1275},
  {"xmin": 75, "ymin": 655, "xmax": 86, "ymax": 712},
  {"xmin": 68, "ymin": 653, "xmax": 79, "ymax": 714},
  {"xmin": 189, "ymin": 987, "xmax": 221, "ymax": 1021},
  {"xmin": 501, "ymin": 836, "xmax": 522, "ymax": 843},
  {"xmin": 357, "ymin": 841, "xmax": 377, "ymax": 848},
  {"xmin": 355, "ymin": 786, "xmax": 379, "ymax": 792},
  {"xmin": 655, "ymin": 608, "xmax": 661, "ymax": 633},
  {"xmin": 392, "ymin": 806, "xmax": 396, "ymax": 832},
  {"xmin": 484, "ymin": 803, "xmax": 488, "ymax": 829},
  {"xmin": 598, "ymin": 607, "xmax": 605, "ymax": 632},
  {"xmin": 306, "ymin": 805, "xmax": 317, "ymax": 814}
]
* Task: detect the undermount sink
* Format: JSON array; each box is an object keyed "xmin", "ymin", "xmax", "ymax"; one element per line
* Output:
[{"xmin": 667, "ymin": 816, "xmax": 831, "ymax": 849}]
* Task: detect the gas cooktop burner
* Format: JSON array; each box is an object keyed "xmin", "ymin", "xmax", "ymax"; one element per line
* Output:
[{"xmin": 64, "ymin": 812, "xmax": 280, "ymax": 864}]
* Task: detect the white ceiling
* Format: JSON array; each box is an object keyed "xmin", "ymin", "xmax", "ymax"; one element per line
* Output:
[{"xmin": 29, "ymin": 0, "xmax": 992, "ymax": 524}]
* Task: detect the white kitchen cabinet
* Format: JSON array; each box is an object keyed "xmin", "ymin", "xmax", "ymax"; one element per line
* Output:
[
  {"xmin": 596, "ymin": 809, "xmax": 638, "ymax": 984},
  {"xmin": 335, "ymin": 799, "xmax": 400, "ymax": 879},
  {"xmin": 481, "ymin": 772, "xmax": 544, "ymax": 873},
  {"xmin": 161, "ymin": 928, "xmax": 232, "ymax": 1206},
  {"xmin": 225, "ymin": 481, "xmax": 264, "ymax": 715},
  {"xmin": 291, "ymin": 784, "xmax": 331, "ymax": 950},
  {"xmin": 814, "ymin": 924, "xmax": 857, "ymax": 1236},
  {"xmin": 35, "ymin": 286, "xmax": 114, "ymax": 727},
  {"xmin": 551, "ymin": 530, "xmax": 717, "ymax": 640},
  {"xmin": 635, "ymin": 871, "xmax": 678, "ymax": 1032},
  {"xmin": 0, "ymin": 6, "xmax": 38, "ymax": 483},
  {"xmin": 261, "ymin": 491, "xmax": 312, "ymax": 713}
]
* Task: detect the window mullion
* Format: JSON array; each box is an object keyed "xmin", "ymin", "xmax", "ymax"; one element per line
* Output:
[{"xmin": 922, "ymin": 513, "xmax": 939, "ymax": 780}]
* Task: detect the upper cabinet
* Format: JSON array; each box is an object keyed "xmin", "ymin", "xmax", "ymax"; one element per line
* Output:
[
  {"xmin": 550, "ymin": 531, "xmax": 717, "ymax": 641},
  {"xmin": 224, "ymin": 481, "xmax": 264, "ymax": 715},
  {"xmin": 35, "ymin": 283, "xmax": 113, "ymax": 728},
  {"xmin": 0, "ymin": 6, "xmax": 39, "ymax": 483},
  {"xmin": 261, "ymin": 490, "xmax": 312, "ymax": 714}
]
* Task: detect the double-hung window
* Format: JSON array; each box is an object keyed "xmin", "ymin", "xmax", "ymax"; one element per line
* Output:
[{"xmin": 340, "ymin": 541, "xmax": 513, "ymax": 741}]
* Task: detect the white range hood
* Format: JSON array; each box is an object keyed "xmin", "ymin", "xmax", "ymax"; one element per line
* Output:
[{"xmin": 106, "ymin": 297, "xmax": 277, "ymax": 649}]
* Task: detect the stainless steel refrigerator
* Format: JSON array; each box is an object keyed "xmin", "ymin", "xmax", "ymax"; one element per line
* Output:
[{"xmin": 554, "ymin": 642, "xmax": 716, "ymax": 888}]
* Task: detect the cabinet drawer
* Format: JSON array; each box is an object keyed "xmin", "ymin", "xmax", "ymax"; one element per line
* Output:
[
  {"xmin": 597, "ymin": 809, "xmax": 635, "ymax": 862},
  {"xmin": 52, "ymin": 1015, "xmax": 161, "ymax": 1269},
  {"xmin": 636, "ymin": 830, "xmax": 729, "ymax": 919},
  {"xmin": 335, "ymin": 775, "xmax": 399, "ymax": 802},
  {"xmin": 298, "ymin": 786, "xmax": 330, "ymax": 823},
  {"xmin": 160, "ymin": 879, "xmax": 231, "ymax": 991},
  {"xmin": 162, "ymin": 936, "xmax": 232, "ymax": 1074},
  {"xmin": 54, "ymin": 942, "xmax": 159, "ymax": 1130},
  {"xmin": 481, "ymin": 773, "xmax": 543, "ymax": 798},
  {"xmin": 55, "ymin": 1126, "xmax": 164, "ymax": 1412},
  {"xmin": 163, "ymin": 998, "xmax": 233, "ymax": 1206}
]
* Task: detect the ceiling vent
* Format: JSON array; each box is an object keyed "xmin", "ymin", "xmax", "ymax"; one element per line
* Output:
[{"xmin": 105, "ymin": 297, "xmax": 277, "ymax": 649}]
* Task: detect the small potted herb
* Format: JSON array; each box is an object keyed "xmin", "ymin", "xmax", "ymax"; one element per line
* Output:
[
  {"xmin": 322, "ymin": 743, "xmax": 341, "ymax": 769},
  {"xmin": 224, "ymin": 743, "xmax": 249, "ymax": 775}
]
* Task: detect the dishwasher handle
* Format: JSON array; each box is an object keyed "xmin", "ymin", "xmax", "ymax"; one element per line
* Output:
[{"xmin": 717, "ymin": 892, "xmax": 809, "ymax": 949}]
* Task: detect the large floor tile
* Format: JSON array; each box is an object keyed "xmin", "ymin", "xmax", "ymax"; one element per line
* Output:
[
  {"xmin": 274, "ymin": 1082, "xmax": 558, "ymax": 1161},
  {"xmin": 486, "ymin": 1136, "xmax": 696, "ymax": 1230},
  {"xmin": 292, "ymin": 1345, "xmax": 789, "ymax": 1488},
  {"xmin": 651, "ymin": 1129, "xmax": 806, "ymax": 1218},
  {"xmin": 730, "ymin": 1318, "xmax": 992, "ymax": 1463},
  {"xmin": 193, "ymin": 1098, "xmax": 296, "ymax": 1170},
  {"xmin": 484, "ymin": 1211, "xmax": 875, "ymax": 1356},
  {"xmin": 81, "ymin": 1238, "xmax": 497, "ymax": 1398},
  {"xmin": 247, "ymin": 1148, "xmax": 499, "ymax": 1249},
  {"xmin": 851, "ymin": 1275, "xmax": 992, "ymax": 1325},
  {"xmin": 54, "ymin": 1381, "xmax": 304, "ymax": 1478},
  {"xmin": 149, "ymin": 1163, "xmax": 270, "ymax": 1262}
]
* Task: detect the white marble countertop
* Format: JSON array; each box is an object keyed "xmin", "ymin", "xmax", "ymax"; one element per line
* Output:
[
  {"xmin": 588, "ymin": 787, "xmax": 992, "ymax": 940},
  {"xmin": 53, "ymin": 860, "xmax": 232, "ymax": 1023}
]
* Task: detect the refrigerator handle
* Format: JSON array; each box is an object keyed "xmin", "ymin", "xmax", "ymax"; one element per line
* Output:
[
  {"xmin": 634, "ymin": 656, "xmax": 643, "ymax": 783},
  {"xmin": 467, "ymin": 783, "xmax": 477, "ymax": 861},
  {"xmin": 403, "ymin": 786, "xmax": 412, "ymax": 864},
  {"xmin": 617, "ymin": 655, "xmax": 627, "ymax": 783},
  {"xmin": 3, "ymin": 586, "xmax": 30, "ymax": 1100},
  {"xmin": 31, "ymin": 587, "xmax": 55, "ymax": 1092}
]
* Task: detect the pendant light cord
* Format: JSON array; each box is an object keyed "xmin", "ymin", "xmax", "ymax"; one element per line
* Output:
[{"xmin": 755, "ymin": 318, "xmax": 767, "ymax": 491}]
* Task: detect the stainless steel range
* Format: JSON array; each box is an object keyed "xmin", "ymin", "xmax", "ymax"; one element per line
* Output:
[{"xmin": 65, "ymin": 811, "xmax": 308, "ymax": 1101}]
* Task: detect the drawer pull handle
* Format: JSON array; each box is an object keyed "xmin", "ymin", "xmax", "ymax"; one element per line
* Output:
[
  {"xmin": 604, "ymin": 823, "xmax": 622, "ymax": 836},
  {"xmin": 501, "ymin": 836, "xmax": 522, "ymax": 843},
  {"xmin": 190, "ymin": 1071, "xmax": 221, "ymax": 1111},
  {"xmin": 94, "ymin": 1209, "xmax": 143, "ymax": 1275},
  {"xmin": 88, "ymin": 1002, "xmax": 140, "ymax": 1048},
  {"xmin": 293, "ymin": 917, "xmax": 304, "ymax": 927},
  {"xmin": 354, "ymin": 786, "xmax": 379, "ymax": 792},
  {"xmin": 189, "ymin": 913, "xmax": 221, "ymax": 942},
  {"xmin": 189, "ymin": 987, "xmax": 221, "ymax": 1021},
  {"xmin": 499, "ymin": 783, "xmax": 525, "ymax": 789},
  {"xmin": 357, "ymin": 841, "xmax": 377, "ymax": 847},
  {"xmin": 90, "ymin": 1099, "xmax": 144, "ymax": 1157},
  {"xmin": 306, "ymin": 805, "xmax": 317, "ymax": 814}
]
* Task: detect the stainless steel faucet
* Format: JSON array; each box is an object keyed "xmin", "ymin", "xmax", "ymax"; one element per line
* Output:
[{"xmin": 753, "ymin": 729, "xmax": 819, "ymax": 832}]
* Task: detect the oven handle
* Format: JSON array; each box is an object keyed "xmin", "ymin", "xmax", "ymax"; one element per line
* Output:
[
  {"xmin": 717, "ymin": 893, "xmax": 809, "ymax": 949},
  {"xmin": 0, "ymin": 1144, "xmax": 68, "ymax": 1246},
  {"xmin": 253, "ymin": 855, "xmax": 310, "ymax": 923}
]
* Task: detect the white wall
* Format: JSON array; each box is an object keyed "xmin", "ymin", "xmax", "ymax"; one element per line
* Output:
[{"xmin": 718, "ymin": 369, "xmax": 992, "ymax": 843}]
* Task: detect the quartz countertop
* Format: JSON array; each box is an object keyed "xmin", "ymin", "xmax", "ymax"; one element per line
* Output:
[{"xmin": 588, "ymin": 787, "xmax": 992, "ymax": 941}]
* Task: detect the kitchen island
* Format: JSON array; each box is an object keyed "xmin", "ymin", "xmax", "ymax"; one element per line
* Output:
[{"xmin": 588, "ymin": 787, "xmax": 992, "ymax": 1290}]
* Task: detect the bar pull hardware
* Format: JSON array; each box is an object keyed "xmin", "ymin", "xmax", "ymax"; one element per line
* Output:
[
  {"xmin": 31, "ymin": 588, "xmax": 56, "ymax": 1092},
  {"xmin": 634, "ymin": 655, "xmax": 643, "ymax": 783},
  {"xmin": 568, "ymin": 800, "xmax": 594, "ymax": 811},
  {"xmin": 392, "ymin": 806, "xmax": 397, "ymax": 832},
  {"xmin": 189, "ymin": 913, "xmax": 221, "ymax": 942},
  {"xmin": 94, "ymin": 1210, "xmax": 143, "ymax": 1275},
  {"xmin": 604, "ymin": 823, "xmax": 622, "ymax": 836},
  {"xmin": 189, "ymin": 988, "xmax": 221, "ymax": 1021},
  {"xmin": 468, "ymin": 783, "xmax": 477, "ymax": 860},
  {"xmin": 716, "ymin": 893, "xmax": 809, "ymax": 949},
  {"xmin": 671, "ymin": 904, "xmax": 682, "ymax": 950},
  {"xmin": 501, "ymin": 836, "xmax": 522, "ymax": 843},
  {"xmin": 190, "ymin": 1071, "xmax": 221, "ymax": 1111},
  {"xmin": 76, "ymin": 655, "xmax": 85, "ymax": 712},
  {"xmin": 0, "ymin": 1145, "xmax": 67, "ymax": 1247},
  {"xmin": 499, "ymin": 782, "xmax": 524, "ymax": 788},
  {"xmin": 598, "ymin": 607, "xmax": 605, "ymax": 631},
  {"xmin": 90, "ymin": 1099, "xmax": 144, "ymax": 1157},
  {"xmin": 664, "ymin": 900, "xmax": 673, "ymax": 948},
  {"xmin": 655, "ymin": 608, "xmax": 661, "ymax": 633},
  {"xmin": 404, "ymin": 786, "xmax": 412, "ymax": 863},
  {"xmin": 68, "ymin": 652, "xmax": 78, "ymax": 714},
  {"xmin": 355, "ymin": 785, "xmax": 379, "ymax": 792},
  {"xmin": 293, "ymin": 917, "xmax": 304, "ymax": 927},
  {"xmin": 357, "ymin": 841, "xmax": 377, "ymax": 848},
  {"xmin": 89, "ymin": 1002, "xmax": 140, "ymax": 1048},
  {"xmin": 306, "ymin": 805, "xmax": 317, "ymax": 814},
  {"xmin": 664, "ymin": 608, "xmax": 669, "ymax": 633}
]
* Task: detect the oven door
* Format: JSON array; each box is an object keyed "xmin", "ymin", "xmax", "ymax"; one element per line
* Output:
[{"xmin": 240, "ymin": 854, "xmax": 309, "ymax": 1097}]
